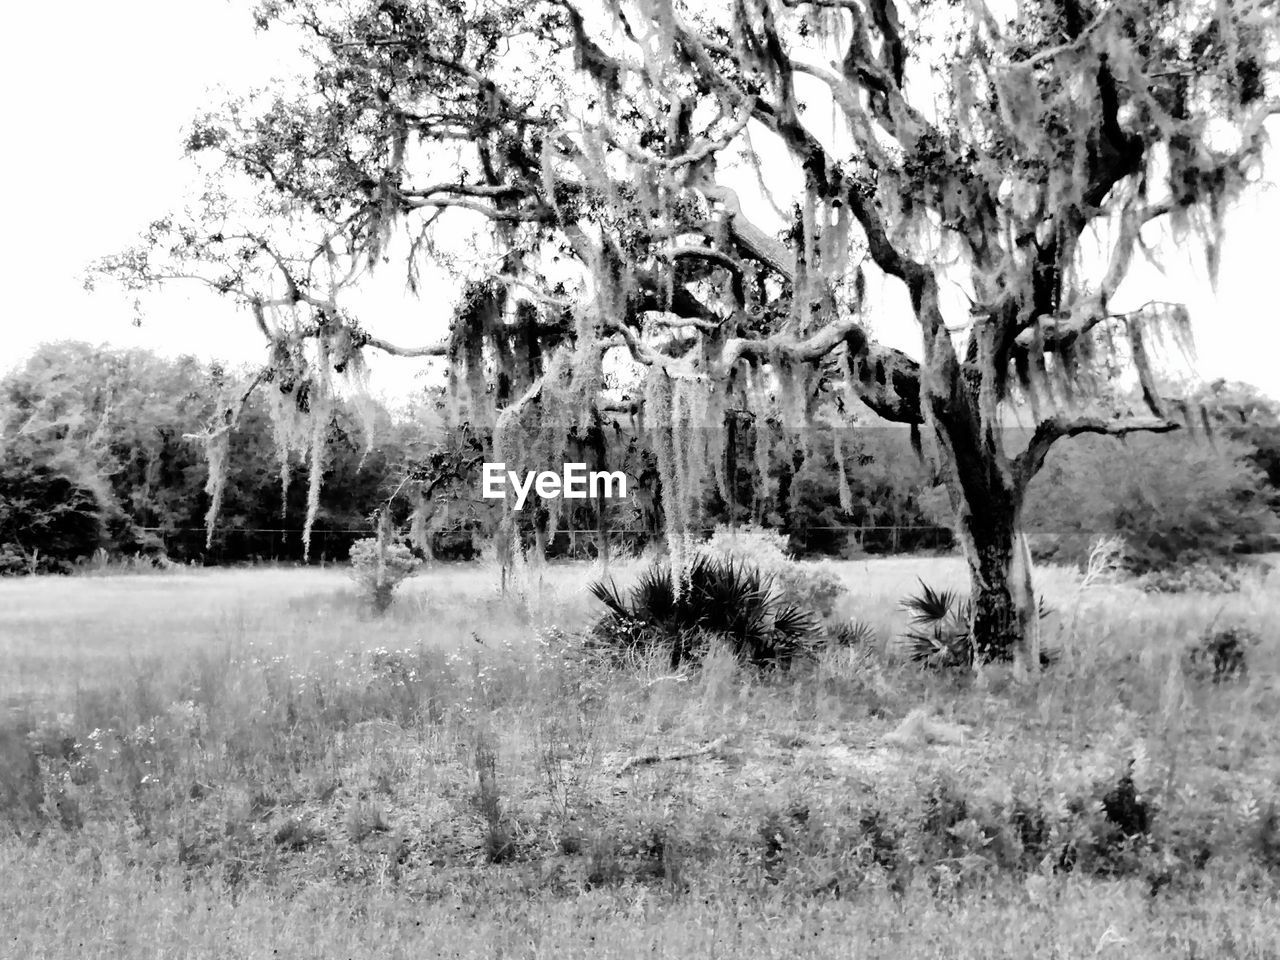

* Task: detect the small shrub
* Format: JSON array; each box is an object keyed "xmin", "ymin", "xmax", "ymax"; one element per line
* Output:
[
  {"xmin": 345, "ymin": 802, "xmax": 391, "ymax": 843},
  {"xmin": 349, "ymin": 537, "xmax": 420, "ymax": 613},
  {"xmin": 583, "ymin": 832, "xmax": 627, "ymax": 888},
  {"xmin": 1101, "ymin": 765, "xmax": 1153, "ymax": 839},
  {"xmin": 758, "ymin": 803, "xmax": 813, "ymax": 883},
  {"xmin": 1186, "ymin": 625, "xmax": 1256, "ymax": 683},
  {"xmin": 588, "ymin": 555, "xmax": 819, "ymax": 668},
  {"xmin": 0, "ymin": 544, "xmax": 31, "ymax": 576},
  {"xmin": 856, "ymin": 808, "xmax": 904, "ymax": 875},
  {"xmin": 918, "ymin": 775, "xmax": 977, "ymax": 862},
  {"xmin": 273, "ymin": 817, "xmax": 325, "ymax": 851},
  {"xmin": 754, "ymin": 800, "xmax": 909, "ymax": 897},
  {"xmin": 1055, "ymin": 764, "xmax": 1157, "ymax": 878},
  {"xmin": 901, "ymin": 581, "xmax": 974, "ymax": 668},
  {"xmin": 577, "ymin": 812, "xmax": 685, "ymax": 889}
]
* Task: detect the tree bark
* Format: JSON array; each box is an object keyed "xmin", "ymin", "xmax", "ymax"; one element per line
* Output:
[
  {"xmin": 935, "ymin": 424, "xmax": 1043, "ymax": 664},
  {"xmin": 953, "ymin": 491, "xmax": 1023, "ymax": 661}
]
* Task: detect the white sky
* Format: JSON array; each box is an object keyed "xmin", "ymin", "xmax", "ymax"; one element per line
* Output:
[{"xmin": 1, "ymin": 0, "xmax": 1277, "ymax": 400}]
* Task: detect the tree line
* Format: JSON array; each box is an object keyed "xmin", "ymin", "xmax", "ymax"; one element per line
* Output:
[{"xmin": 2, "ymin": 342, "xmax": 1276, "ymax": 575}]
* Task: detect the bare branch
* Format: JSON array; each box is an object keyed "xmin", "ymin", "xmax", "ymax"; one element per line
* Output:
[
  {"xmin": 402, "ymin": 194, "xmax": 551, "ymax": 222},
  {"xmin": 401, "ymin": 182, "xmax": 528, "ymax": 200},
  {"xmin": 360, "ymin": 336, "xmax": 450, "ymax": 358},
  {"xmin": 660, "ymin": 244, "xmax": 743, "ymax": 276},
  {"xmin": 1015, "ymin": 414, "xmax": 1179, "ymax": 487}
]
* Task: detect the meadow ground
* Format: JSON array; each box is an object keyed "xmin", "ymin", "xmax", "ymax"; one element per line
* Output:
[{"xmin": 2, "ymin": 555, "xmax": 1279, "ymax": 959}]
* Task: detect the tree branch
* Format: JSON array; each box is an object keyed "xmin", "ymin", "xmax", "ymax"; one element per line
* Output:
[
  {"xmin": 360, "ymin": 335, "xmax": 450, "ymax": 358},
  {"xmin": 1015, "ymin": 414, "xmax": 1179, "ymax": 487}
]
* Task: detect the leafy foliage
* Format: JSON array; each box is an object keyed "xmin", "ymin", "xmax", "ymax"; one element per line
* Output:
[{"xmin": 588, "ymin": 556, "xmax": 819, "ymax": 668}]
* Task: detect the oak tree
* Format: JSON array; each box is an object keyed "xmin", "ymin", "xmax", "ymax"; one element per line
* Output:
[{"xmin": 98, "ymin": 0, "xmax": 1280, "ymax": 659}]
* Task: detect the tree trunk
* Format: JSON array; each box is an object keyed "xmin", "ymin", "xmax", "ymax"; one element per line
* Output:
[
  {"xmin": 926, "ymin": 402, "xmax": 1029, "ymax": 660},
  {"xmin": 946, "ymin": 464, "xmax": 1041, "ymax": 665},
  {"xmin": 954, "ymin": 495, "xmax": 1022, "ymax": 662},
  {"xmin": 916, "ymin": 277, "xmax": 1040, "ymax": 664},
  {"xmin": 589, "ymin": 418, "xmax": 610, "ymax": 569}
]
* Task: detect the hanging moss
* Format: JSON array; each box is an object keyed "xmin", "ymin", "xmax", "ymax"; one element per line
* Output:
[
  {"xmin": 300, "ymin": 335, "xmax": 337, "ymax": 561},
  {"xmin": 446, "ymin": 281, "xmax": 509, "ymax": 428},
  {"xmin": 202, "ymin": 430, "xmax": 230, "ymax": 549}
]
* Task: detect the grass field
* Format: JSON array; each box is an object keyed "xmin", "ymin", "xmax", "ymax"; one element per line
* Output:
[{"xmin": 2, "ymin": 555, "xmax": 1279, "ymax": 959}]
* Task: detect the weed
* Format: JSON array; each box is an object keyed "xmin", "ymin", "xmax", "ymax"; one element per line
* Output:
[
  {"xmin": 345, "ymin": 801, "xmax": 391, "ymax": 843},
  {"xmin": 471, "ymin": 737, "xmax": 517, "ymax": 864},
  {"xmin": 273, "ymin": 817, "xmax": 325, "ymax": 851}
]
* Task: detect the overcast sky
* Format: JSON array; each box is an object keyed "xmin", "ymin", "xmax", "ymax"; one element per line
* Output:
[{"xmin": 1, "ymin": 0, "xmax": 1278, "ymax": 400}]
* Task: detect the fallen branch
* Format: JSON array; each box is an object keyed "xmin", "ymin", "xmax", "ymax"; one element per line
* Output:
[{"xmin": 616, "ymin": 735, "xmax": 730, "ymax": 775}]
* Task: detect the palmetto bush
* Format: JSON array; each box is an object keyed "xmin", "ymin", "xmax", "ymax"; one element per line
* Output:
[
  {"xmin": 900, "ymin": 580, "xmax": 1056, "ymax": 668},
  {"xmin": 900, "ymin": 581, "xmax": 975, "ymax": 668},
  {"xmin": 587, "ymin": 556, "xmax": 819, "ymax": 668}
]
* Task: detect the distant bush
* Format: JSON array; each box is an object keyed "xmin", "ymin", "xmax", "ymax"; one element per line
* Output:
[
  {"xmin": 1026, "ymin": 433, "xmax": 1279, "ymax": 576},
  {"xmin": 1136, "ymin": 559, "xmax": 1252, "ymax": 595},
  {"xmin": 587, "ymin": 555, "xmax": 819, "ymax": 668},
  {"xmin": 701, "ymin": 524, "xmax": 846, "ymax": 619},
  {"xmin": 349, "ymin": 537, "xmax": 420, "ymax": 613}
]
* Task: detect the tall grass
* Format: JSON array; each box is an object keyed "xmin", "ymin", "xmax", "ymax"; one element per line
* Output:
[{"xmin": 1, "ymin": 556, "xmax": 1278, "ymax": 957}]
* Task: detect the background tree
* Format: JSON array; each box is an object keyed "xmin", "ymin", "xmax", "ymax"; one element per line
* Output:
[
  {"xmin": 0, "ymin": 343, "xmax": 412, "ymax": 568},
  {"xmin": 0, "ymin": 459, "xmax": 104, "ymax": 574},
  {"xmin": 0, "ymin": 343, "xmax": 214, "ymax": 561},
  {"xmin": 1196, "ymin": 379, "xmax": 1280, "ymax": 492},
  {"xmin": 97, "ymin": 0, "xmax": 1280, "ymax": 659}
]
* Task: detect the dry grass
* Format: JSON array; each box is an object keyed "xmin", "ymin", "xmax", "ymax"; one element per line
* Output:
[{"xmin": 2, "ymin": 554, "xmax": 1279, "ymax": 958}]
